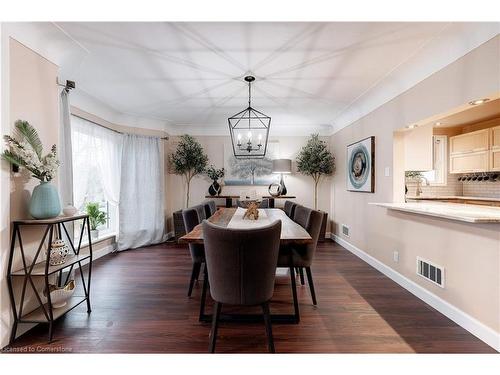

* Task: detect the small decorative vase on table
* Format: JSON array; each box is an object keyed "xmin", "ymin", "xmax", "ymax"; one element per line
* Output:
[
  {"xmin": 47, "ymin": 238, "xmax": 70, "ymax": 265},
  {"xmin": 208, "ymin": 179, "xmax": 222, "ymax": 196},
  {"xmin": 29, "ymin": 181, "xmax": 61, "ymax": 219},
  {"xmin": 205, "ymin": 165, "xmax": 225, "ymax": 197}
]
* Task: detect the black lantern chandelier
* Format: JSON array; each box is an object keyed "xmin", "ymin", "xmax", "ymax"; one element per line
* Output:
[{"xmin": 228, "ymin": 76, "xmax": 271, "ymax": 159}]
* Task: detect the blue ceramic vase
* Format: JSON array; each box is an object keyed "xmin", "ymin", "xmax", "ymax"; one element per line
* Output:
[{"xmin": 29, "ymin": 181, "xmax": 61, "ymax": 219}]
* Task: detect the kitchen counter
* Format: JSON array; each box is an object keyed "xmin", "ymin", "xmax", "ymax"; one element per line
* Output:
[
  {"xmin": 406, "ymin": 195, "xmax": 500, "ymax": 203},
  {"xmin": 371, "ymin": 202, "xmax": 500, "ymax": 223}
]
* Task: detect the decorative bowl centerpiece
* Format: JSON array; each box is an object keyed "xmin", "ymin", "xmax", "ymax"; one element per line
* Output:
[
  {"xmin": 44, "ymin": 280, "xmax": 75, "ymax": 308},
  {"xmin": 48, "ymin": 239, "xmax": 69, "ymax": 266}
]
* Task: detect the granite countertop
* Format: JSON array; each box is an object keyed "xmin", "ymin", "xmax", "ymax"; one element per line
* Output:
[
  {"xmin": 371, "ymin": 202, "xmax": 500, "ymax": 223},
  {"xmin": 406, "ymin": 195, "xmax": 500, "ymax": 202}
]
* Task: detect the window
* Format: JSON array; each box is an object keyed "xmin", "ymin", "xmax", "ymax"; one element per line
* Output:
[
  {"xmin": 71, "ymin": 115, "xmax": 123, "ymax": 239},
  {"xmin": 421, "ymin": 135, "xmax": 447, "ymax": 185}
]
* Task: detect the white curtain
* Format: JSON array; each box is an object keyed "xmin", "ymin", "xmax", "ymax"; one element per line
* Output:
[
  {"xmin": 71, "ymin": 116, "xmax": 123, "ymax": 210},
  {"xmin": 118, "ymin": 134, "xmax": 166, "ymax": 250},
  {"xmin": 59, "ymin": 90, "xmax": 73, "ymax": 207}
]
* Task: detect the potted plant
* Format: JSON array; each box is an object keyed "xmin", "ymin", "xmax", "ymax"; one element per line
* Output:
[
  {"xmin": 170, "ymin": 135, "xmax": 208, "ymax": 242},
  {"xmin": 2, "ymin": 120, "xmax": 61, "ymax": 219},
  {"xmin": 205, "ymin": 165, "xmax": 225, "ymax": 196},
  {"xmin": 170, "ymin": 134, "xmax": 208, "ymax": 207},
  {"xmin": 85, "ymin": 202, "xmax": 107, "ymax": 239},
  {"xmin": 296, "ymin": 134, "xmax": 335, "ymax": 241}
]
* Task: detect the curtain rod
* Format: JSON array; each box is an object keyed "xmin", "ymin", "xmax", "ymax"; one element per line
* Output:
[{"xmin": 71, "ymin": 113, "xmax": 169, "ymax": 140}]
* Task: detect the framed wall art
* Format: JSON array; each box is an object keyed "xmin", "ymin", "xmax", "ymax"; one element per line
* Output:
[{"xmin": 346, "ymin": 136, "xmax": 375, "ymax": 193}]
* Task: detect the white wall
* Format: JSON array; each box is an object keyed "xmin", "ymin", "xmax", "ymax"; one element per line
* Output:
[{"xmin": 330, "ymin": 36, "xmax": 500, "ymax": 344}]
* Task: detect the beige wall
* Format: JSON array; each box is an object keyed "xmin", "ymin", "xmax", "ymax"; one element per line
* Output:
[
  {"xmin": 165, "ymin": 135, "xmax": 333, "ymax": 233},
  {"xmin": 330, "ymin": 36, "xmax": 500, "ymax": 334},
  {"xmin": 1, "ymin": 38, "xmax": 60, "ymax": 347}
]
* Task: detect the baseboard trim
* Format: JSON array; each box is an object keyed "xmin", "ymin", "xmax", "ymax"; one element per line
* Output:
[{"xmin": 332, "ymin": 234, "xmax": 500, "ymax": 352}]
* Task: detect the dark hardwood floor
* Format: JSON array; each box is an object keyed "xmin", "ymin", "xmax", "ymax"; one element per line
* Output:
[{"xmin": 6, "ymin": 240, "xmax": 495, "ymax": 353}]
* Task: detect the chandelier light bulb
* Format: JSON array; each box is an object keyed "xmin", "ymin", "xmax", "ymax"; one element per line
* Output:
[{"xmin": 247, "ymin": 131, "xmax": 252, "ymax": 140}]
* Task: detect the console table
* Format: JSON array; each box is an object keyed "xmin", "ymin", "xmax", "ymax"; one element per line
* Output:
[
  {"xmin": 7, "ymin": 214, "xmax": 93, "ymax": 344},
  {"xmin": 205, "ymin": 195, "xmax": 296, "ymax": 208}
]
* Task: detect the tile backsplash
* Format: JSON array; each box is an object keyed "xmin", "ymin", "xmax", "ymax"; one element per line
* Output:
[
  {"xmin": 463, "ymin": 180, "xmax": 500, "ymax": 198},
  {"xmin": 406, "ymin": 175, "xmax": 499, "ymax": 198},
  {"xmin": 405, "ymin": 169, "xmax": 463, "ymax": 196}
]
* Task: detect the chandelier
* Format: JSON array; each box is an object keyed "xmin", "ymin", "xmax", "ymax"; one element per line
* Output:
[{"xmin": 228, "ymin": 76, "xmax": 271, "ymax": 159}]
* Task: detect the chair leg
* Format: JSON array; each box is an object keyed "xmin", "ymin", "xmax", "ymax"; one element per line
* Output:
[
  {"xmin": 289, "ymin": 266, "xmax": 300, "ymax": 323},
  {"xmin": 305, "ymin": 267, "xmax": 317, "ymax": 306},
  {"xmin": 209, "ymin": 302, "xmax": 222, "ymax": 353},
  {"xmin": 194, "ymin": 262, "xmax": 202, "ymax": 281},
  {"xmin": 261, "ymin": 301, "xmax": 275, "ymax": 353},
  {"xmin": 298, "ymin": 267, "xmax": 305, "ymax": 285},
  {"xmin": 188, "ymin": 262, "xmax": 201, "ymax": 297},
  {"xmin": 199, "ymin": 268, "xmax": 209, "ymax": 322}
]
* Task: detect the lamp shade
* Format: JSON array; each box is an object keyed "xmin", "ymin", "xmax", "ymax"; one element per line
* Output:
[{"xmin": 272, "ymin": 159, "xmax": 292, "ymax": 174}]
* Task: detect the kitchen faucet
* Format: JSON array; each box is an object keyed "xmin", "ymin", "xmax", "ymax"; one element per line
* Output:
[{"xmin": 416, "ymin": 175, "xmax": 430, "ymax": 197}]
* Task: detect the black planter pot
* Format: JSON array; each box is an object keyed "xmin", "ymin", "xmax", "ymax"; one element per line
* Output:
[{"xmin": 208, "ymin": 180, "xmax": 221, "ymax": 196}]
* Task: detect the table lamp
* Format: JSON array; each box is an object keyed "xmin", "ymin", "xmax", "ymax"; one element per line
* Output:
[{"xmin": 272, "ymin": 159, "xmax": 292, "ymax": 196}]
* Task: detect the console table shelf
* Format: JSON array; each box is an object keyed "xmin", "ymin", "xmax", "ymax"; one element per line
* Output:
[
  {"xmin": 11, "ymin": 253, "xmax": 91, "ymax": 276},
  {"xmin": 20, "ymin": 295, "xmax": 88, "ymax": 323},
  {"xmin": 205, "ymin": 195, "xmax": 296, "ymax": 208},
  {"xmin": 7, "ymin": 214, "xmax": 93, "ymax": 345}
]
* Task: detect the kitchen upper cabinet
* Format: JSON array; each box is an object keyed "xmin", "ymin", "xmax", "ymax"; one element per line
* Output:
[
  {"xmin": 491, "ymin": 126, "xmax": 500, "ymax": 150},
  {"xmin": 404, "ymin": 124, "xmax": 433, "ymax": 171},
  {"xmin": 491, "ymin": 126, "xmax": 500, "ymax": 171},
  {"xmin": 449, "ymin": 128, "xmax": 490, "ymax": 173},
  {"xmin": 450, "ymin": 128, "xmax": 489, "ymax": 155},
  {"xmin": 491, "ymin": 149, "xmax": 500, "ymax": 171},
  {"xmin": 450, "ymin": 151, "xmax": 489, "ymax": 173}
]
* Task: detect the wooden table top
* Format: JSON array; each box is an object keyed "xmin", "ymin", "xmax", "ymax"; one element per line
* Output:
[
  {"xmin": 14, "ymin": 214, "xmax": 89, "ymax": 225},
  {"xmin": 179, "ymin": 207, "xmax": 312, "ymax": 245}
]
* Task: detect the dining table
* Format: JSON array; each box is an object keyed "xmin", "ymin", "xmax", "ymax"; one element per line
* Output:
[{"xmin": 179, "ymin": 207, "xmax": 313, "ymax": 324}]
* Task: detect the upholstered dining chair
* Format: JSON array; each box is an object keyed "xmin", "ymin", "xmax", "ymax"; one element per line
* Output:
[
  {"xmin": 283, "ymin": 200, "xmax": 296, "ymax": 218},
  {"xmin": 202, "ymin": 220, "xmax": 282, "ymax": 353},
  {"xmin": 277, "ymin": 205, "xmax": 323, "ymax": 307},
  {"xmin": 182, "ymin": 207, "xmax": 206, "ymax": 297},
  {"xmin": 203, "ymin": 200, "xmax": 217, "ymax": 218}
]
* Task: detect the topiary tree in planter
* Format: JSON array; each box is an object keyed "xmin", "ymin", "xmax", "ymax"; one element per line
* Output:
[
  {"xmin": 170, "ymin": 134, "xmax": 208, "ymax": 207},
  {"xmin": 296, "ymin": 134, "xmax": 335, "ymax": 210}
]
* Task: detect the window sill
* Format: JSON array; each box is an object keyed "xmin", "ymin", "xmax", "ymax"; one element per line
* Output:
[{"xmin": 79, "ymin": 232, "xmax": 117, "ymax": 249}]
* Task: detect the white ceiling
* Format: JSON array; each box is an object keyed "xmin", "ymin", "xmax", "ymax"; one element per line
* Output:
[{"xmin": 5, "ymin": 22, "xmax": 499, "ymax": 135}]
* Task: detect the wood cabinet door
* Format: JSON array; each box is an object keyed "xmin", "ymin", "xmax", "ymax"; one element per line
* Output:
[
  {"xmin": 491, "ymin": 126, "xmax": 500, "ymax": 150},
  {"xmin": 449, "ymin": 151, "xmax": 489, "ymax": 173},
  {"xmin": 490, "ymin": 149, "xmax": 500, "ymax": 171},
  {"xmin": 450, "ymin": 129, "xmax": 489, "ymax": 155}
]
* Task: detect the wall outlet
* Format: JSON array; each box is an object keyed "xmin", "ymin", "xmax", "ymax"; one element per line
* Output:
[
  {"xmin": 393, "ymin": 250, "xmax": 399, "ymax": 263},
  {"xmin": 384, "ymin": 166, "xmax": 390, "ymax": 177}
]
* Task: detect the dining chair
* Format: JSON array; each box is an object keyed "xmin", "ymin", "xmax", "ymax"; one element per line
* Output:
[
  {"xmin": 202, "ymin": 220, "xmax": 282, "ymax": 353},
  {"xmin": 278, "ymin": 205, "xmax": 323, "ymax": 306},
  {"xmin": 236, "ymin": 199, "xmax": 269, "ymax": 208},
  {"xmin": 182, "ymin": 207, "xmax": 206, "ymax": 297},
  {"xmin": 283, "ymin": 200, "xmax": 296, "ymax": 218},
  {"xmin": 204, "ymin": 200, "xmax": 217, "ymax": 218}
]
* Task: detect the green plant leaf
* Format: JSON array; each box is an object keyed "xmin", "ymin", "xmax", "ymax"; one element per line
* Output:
[{"xmin": 13, "ymin": 120, "xmax": 43, "ymax": 159}]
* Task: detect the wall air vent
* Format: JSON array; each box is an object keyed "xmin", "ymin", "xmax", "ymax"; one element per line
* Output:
[
  {"xmin": 341, "ymin": 224, "xmax": 349, "ymax": 237},
  {"xmin": 416, "ymin": 257, "xmax": 444, "ymax": 288}
]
